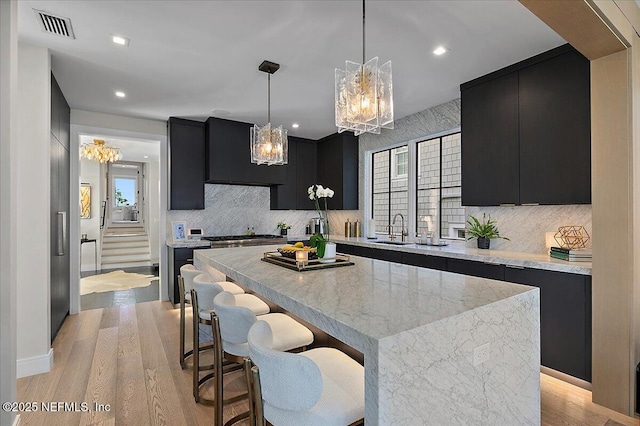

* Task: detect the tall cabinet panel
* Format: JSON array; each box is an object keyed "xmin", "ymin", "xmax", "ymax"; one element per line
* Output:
[
  {"xmin": 461, "ymin": 72, "xmax": 519, "ymax": 206},
  {"xmin": 169, "ymin": 117, "xmax": 205, "ymax": 210},
  {"xmin": 50, "ymin": 74, "xmax": 70, "ymax": 341},
  {"xmin": 518, "ymin": 50, "xmax": 591, "ymax": 205}
]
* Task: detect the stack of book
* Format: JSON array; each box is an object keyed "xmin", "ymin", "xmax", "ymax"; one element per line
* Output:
[{"xmin": 549, "ymin": 246, "xmax": 592, "ymax": 262}]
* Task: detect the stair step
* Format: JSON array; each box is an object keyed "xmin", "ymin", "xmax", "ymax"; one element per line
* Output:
[
  {"xmin": 104, "ymin": 232, "xmax": 147, "ymax": 237},
  {"xmin": 101, "ymin": 242, "xmax": 149, "ymax": 249},
  {"xmin": 100, "ymin": 260, "xmax": 152, "ymax": 269},
  {"xmin": 101, "ymin": 253, "xmax": 151, "ymax": 263},
  {"xmin": 103, "ymin": 234, "xmax": 148, "ymax": 241},
  {"xmin": 101, "ymin": 248, "xmax": 150, "ymax": 257}
]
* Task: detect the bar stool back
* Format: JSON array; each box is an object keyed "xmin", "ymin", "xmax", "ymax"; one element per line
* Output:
[
  {"xmin": 191, "ymin": 274, "xmax": 245, "ymax": 404},
  {"xmin": 212, "ymin": 292, "xmax": 314, "ymax": 426},
  {"xmin": 248, "ymin": 321, "xmax": 364, "ymax": 426},
  {"xmin": 179, "ymin": 265, "xmax": 204, "ymax": 369}
]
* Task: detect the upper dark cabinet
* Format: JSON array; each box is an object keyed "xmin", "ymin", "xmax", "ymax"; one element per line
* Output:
[
  {"xmin": 169, "ymin": 117, "xmax": 205, "ymax": 210},
  {"xmin": 316, "ymin": 132, "xmax": 359, "ymax": 210},
  {"xmin": 50, "ymin": 75, "xmax": 70, "ymax": 149},
  {"xmin": 519, "ymin": 49, "xmax": 591, "ymax": 205},
  {"xmin": 270, "ymin": 137, "xmax": 317, "ymax": 210},
  {"xmin": 460, "ymin": 44, "xmax": 591, "ymax": 206},
  {"xmin": 461, "ymin": 72, "xmax": 519, "ymax": 206},
  {"xmin": 205, "ymin": 117, "xmax": 286, "ymax": 186}
]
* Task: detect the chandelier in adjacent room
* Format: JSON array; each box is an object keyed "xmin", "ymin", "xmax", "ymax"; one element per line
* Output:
[
  {"xmin": 250, "ymin": 60, "xmax": 288, "ymax": 166},
  {"xmin": 80, "ymin": 139, "xmax": 122, "ymax": 163},
  {"xmin": 335, "ymin": 0, "xmax": 394, "ymax": 136}
]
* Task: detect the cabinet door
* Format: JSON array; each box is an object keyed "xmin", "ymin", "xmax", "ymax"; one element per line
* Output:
[
  {"xmin": 170, "ymin": 248, "xmax": 194, "ymax": 305},
  {"xmin": 447, "ymin": 258, "xmax": 505, "ymax": 281},
  {"xmin": 519, "ymin": 50, "xmax": 590, "ymax": 204},
  {"xmin": 316, "ymin": 132, "xmax": 358, "ymax": 210},
  {"xmin": 504, "ymin": 266, "xmax": 591, "ymax": 381},
  {"xmin": 296, "ymin": 140, "xmax": 318, "ymax": 210},
  {"xmin": 335, "ymin": 243, "xmax": 355, "ymax": 255},
  {"xmin": 461, "ymin": 73, "xmax": 519, "ymax": 206},
  {"xmin": 270, "ymin": 139, "xmax": 298, "ymax": 210},
  {"xmin": 401, "ymin": 252, "xmax": 448, "ymax": 271},
  {"xmin": 169, "ymin": 118, "xmax": 205, "ymax": 210},
  {"xmin": 206, "ymin": 117, "xmax": 286, "ymax": 185}
]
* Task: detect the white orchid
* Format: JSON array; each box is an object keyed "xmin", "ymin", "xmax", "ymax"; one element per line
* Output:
[{"xmin": 307, "ymin": 184, "xmax": 335, "ymax": 240}]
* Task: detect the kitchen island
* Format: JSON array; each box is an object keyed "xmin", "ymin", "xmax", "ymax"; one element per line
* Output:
[{"xmin": 195, "ymin": 245, "xmax": 540, "ymax": 425}]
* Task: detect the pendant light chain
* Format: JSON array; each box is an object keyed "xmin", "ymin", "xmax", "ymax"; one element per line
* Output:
[
  {"xmin": 267, "ymin": 73, "xmax": 271, "ymax": 124},
  {"xmin": 362, "ymin": 0, "xmax": 366, "ymax": 64}
]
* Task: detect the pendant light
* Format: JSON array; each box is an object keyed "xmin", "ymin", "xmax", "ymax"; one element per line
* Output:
[
  {"xmin": 335, "ymin": 0, "xmax": 394, "ymax": 136},
  {"xmin": 80, "ymin": 139, "xmax": 123, "ymax": 163},
  {"xmin": 251, "ymin": 60, "xmax": 288, "ymax": 165}
]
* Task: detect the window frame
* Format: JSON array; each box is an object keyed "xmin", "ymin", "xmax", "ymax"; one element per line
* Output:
[{"xmin": 365, "ymin": 127, "xmax": 461, "ymax": 239}]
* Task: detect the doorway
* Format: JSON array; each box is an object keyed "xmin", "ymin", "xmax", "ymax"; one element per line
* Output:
[{"xmin": 109, "ymin": 161, "xmax": 143, "ymax": 225}]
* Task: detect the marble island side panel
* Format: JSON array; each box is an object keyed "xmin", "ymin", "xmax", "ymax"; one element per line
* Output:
[{"xmin": 195, "ymin": 245, "xmax": 541, "ymax": 425}]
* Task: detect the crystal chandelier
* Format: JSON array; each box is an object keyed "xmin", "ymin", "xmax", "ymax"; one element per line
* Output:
[
  {"xmin": 335, "ymin": 0, "xmax": 393, "ymax": 136},
  {"xmin": 80, "ymin": 139, "xmax": 122, "ymax": 163},
  {"xmin": 251, "ymin": 60, "xmax": 288, "ymax": 166}
]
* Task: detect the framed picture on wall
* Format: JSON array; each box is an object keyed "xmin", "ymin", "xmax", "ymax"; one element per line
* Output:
[
  {"xmin": 172, "ymin": 221, "xmax": 187, "ymax": 241},
  {"xmin": 80, "ymin": 183, "xmax": 91, "ymax": 219}
]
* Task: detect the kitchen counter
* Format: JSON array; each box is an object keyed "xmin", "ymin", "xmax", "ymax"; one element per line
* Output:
[
  {"xmin": 316, "ymin": 235, "xmax": 592, "ymax": 275},
  {"xmin": 166, "ymin": 240, "xmax": 211, "ymax": 248},
  {"xmin": 195, "ymin": 245, "xmax": 540, "ymax": 425}
]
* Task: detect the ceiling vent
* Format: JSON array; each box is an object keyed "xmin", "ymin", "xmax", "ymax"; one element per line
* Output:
[{"xmin": 33, "ymin": 9, "xmax": 75, "ymax": 39}]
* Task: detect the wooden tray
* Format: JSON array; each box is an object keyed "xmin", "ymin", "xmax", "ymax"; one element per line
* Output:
[{"xmin": 261, "ymin": 251, "xmax": 354, "ymax": 272}]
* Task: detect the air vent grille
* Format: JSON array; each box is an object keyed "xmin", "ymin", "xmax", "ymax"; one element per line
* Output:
[{"xmin": 34, "ymin": 9, "xmax": 75, "ymax": 39}]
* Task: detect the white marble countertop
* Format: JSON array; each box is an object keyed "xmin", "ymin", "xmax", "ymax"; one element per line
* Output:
[
  {"xmin": 294, "ymin": 235, "xmax": 592, "ymax": 276},
  {"xmin": 165, "ymin": 239, "xmax": 211, "ymax": 248},
  {"xmin": 195, "ymin": 245, "xmax": 534, "ymax": 344},
  {"xmin": 194, "ymin": 245, "xmax": 541, "ymax": 425}
]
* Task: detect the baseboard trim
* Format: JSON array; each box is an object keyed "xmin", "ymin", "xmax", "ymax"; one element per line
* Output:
[
  {"xmin": 13, "ymin": 414, "xmax": 20, "ymax": 426},
  {"xmin": 17, "ymin": 348, "xmax": 53, "ymax": 378},
  {"xmin": 540, "ymin": 366, "xmax": 592, "ymax": 390}
]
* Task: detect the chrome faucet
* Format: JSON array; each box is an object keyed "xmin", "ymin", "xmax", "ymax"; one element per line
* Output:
[
  {"xmin": 385, "ymin": 224, "xmax": 396, "ymax": 241},
  {"xmin": 392, "ymin": 213, "xmax": 408, "ymax": 242}
]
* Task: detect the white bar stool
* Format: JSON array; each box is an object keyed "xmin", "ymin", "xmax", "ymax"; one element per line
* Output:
[
  {"xmin": 211, "ymin": 291, "xmax": 314, "ymax": 426},
  {"xmin": 248, "ymin": 320, "xmax": 364, "ymax": 426},
  {"xmin": 178, "ymin": 264, "xmax": 204, "ymax": 369},
  {"xmin": 191, "ymin": 274, "xmax": 268, "ymax": 405}
]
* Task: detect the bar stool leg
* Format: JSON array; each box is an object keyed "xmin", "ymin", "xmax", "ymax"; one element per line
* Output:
[{"xmin": 179, "ymin": 276, "xmax": 194, "ymax": 370}]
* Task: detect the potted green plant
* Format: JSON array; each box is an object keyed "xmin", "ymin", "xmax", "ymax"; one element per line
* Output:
[
  {"xmin": 277, "ymin": 222, "xmax": 291, "ymax": 236},
  {"xmin": 466, "ymin": 213, "xmax": 509, "ymax": 249}
]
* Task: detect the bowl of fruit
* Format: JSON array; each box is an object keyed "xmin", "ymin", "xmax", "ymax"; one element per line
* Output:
[{"xmin": 278, "ymin": 242, "xmax": 318, "ymax": 260}]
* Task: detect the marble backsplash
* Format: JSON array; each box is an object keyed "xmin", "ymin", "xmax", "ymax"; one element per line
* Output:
[
  {"xmin": 465, "ymin": 204, "xmax": 592, "ymax": 254},
  {"xmin": 166, "ymin": 184, "xmax": 360, "ymax": 240}
]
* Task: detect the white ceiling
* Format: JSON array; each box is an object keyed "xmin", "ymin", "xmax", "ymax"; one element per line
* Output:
[
  {"xmin": 79, "ymin": 134, "xmax": 159, "ymax": 163},
  {"xmin": 18, "ymin": 1, "xmax": 565, "ymax": 140}
]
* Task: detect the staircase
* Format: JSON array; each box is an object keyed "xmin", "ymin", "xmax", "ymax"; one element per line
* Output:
[{"xmin": 100, "ymin": 223, "xmax": 151, "ymax": 269}]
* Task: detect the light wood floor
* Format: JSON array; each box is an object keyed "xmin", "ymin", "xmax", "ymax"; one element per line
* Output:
[{"xmin": 17, "ymin": 301, "xmax": 640, "ymax": 426}]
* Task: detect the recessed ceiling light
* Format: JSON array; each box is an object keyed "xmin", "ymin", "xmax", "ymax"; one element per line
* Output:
[
  {"xmin": 433, "ymin": 46, "xmax": 447, "ymax": 56},
  {"xmin": 143, "ymin": 155, "xmax": 149, "ymax": 159},
  {"xmin": 112, "ymin": 35, "xmax": 129, "ymax": 46},
  {"xmin": 292, "ymin": 123, "xmax": 299, "ymax": 128},
  {"xmin": 115, "ymin": 91, "xmax": 126, "ymax": 98}
]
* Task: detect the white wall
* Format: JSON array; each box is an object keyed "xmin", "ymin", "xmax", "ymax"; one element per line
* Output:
[
  {"xmin": 16, "ymin": 42, "xmax": 52, "ymax": 377},
  {"xmin": 0, "ymin": 0, "xmax": 18, "ymax": 423},
  {"xmin": 147, "ymin": 156, "xmax": 161, "ymax": 264},
  {"xmin": 71, "ymin": 110, "xmax": 166, "ymax": 136},
  {"xmin": 80, "ymin": 159, "xmax": 102, "ymax": 271}
]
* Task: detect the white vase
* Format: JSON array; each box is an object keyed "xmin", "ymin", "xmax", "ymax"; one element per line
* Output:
[{"xmin": 319, "ymin": 242, "xmax": 337, "ymax": 263}]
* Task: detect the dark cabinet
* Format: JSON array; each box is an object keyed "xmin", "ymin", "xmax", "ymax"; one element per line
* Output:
[
  {"xmin": 168, "ymin": 246, "xmax": 208, "ymax": 305},
  {"xmin": 460, "ymin": 44, "xmax": 590, "ymax": 206},
  {"xmin": 335, "ymin": 243, "xmax": 355, "ymax": 255},
  {"xmin": 352, "ymin": 245, "xmax": 402, "ymax": 263},
  {"xmin": 169, "ymin": 117, "xmax": 205, "ymax": 210},
  {"xmin": 518, "ymin": 49, "xmax": 591, "ymax": 205},
  {"xmin": 205, "ymin": 117, "xmax": 286, "ymax": 186},
  {"xmin": 270, "ymin": 137, "xmax": 317, "ymax": 210},
  {"xmin": 447, "ymin": 258, "xmax": 505, "ymax": 281},
  {"xmin": 50, "ymin": 74, "xmax": 70, "ymax": 342},
  {"xmin": 504, "ymin": 266, "xmax": 591, "ymax": 382},
  {"xmin": 317, "ymin": 132, "xmax": 358, "ymax": 210},
  {"xmin": 401, "ymin": 252, "xmax": 447, "ymax": 271},
  {"xmin": 461, "ymin": 72, "xmax": 519, "ymax": 206}
]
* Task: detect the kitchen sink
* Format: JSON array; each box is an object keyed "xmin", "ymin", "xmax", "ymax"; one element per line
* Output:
[{"xmin": 373, "ymin": 240, "xmax": 412, "ymax": 246}]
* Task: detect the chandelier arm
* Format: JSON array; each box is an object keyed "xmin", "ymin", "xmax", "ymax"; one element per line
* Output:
[{"xmin": 362, "ymin": 0, "xmax": 366, "ymax": 64}]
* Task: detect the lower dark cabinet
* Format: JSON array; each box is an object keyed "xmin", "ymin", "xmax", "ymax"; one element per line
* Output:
[
  {"xmin": 401, "ymin": 252, "xmax": 447, "ymax": 271},
  {"xmin": 168, "ymin": 247, "xmax": 207, "ymax": 305},
  {"xmin": 447, "ymin": 258, "xmax": 505, "ymax": 281},
  {"xmin": 504, "ymin": 266, "xmax": 591, "ymax": 382},
  {"xmin": 353, "ymin": 246, "xmax": 402, "ymax": 263},
  {"xmin": 336, "ymin": 243, "xmax": 355, "ymax": 255}
]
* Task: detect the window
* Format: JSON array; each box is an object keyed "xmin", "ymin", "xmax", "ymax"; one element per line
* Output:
[
  {"xmin": 369, "ymin": 132, "xmax": 462, "ymax": 239},
  {"xmin": 372, "ymin": 146, "xmax": 408, "ymax": 233},
  {"xmin": 114, "ymin": 177, "xmax": 136, "ymax": 207}
]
